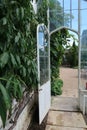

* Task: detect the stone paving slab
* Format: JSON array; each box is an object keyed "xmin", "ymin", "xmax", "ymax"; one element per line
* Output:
[
  {"xmin": 60, "ymin": 68, "xmax": 78, "ymax": 98},
  {"xmin": 45, "ymin": 125, "xmax": 87, "ymax": 130},
  {"xmin": 47, "ymin": 111, "xmax": 87, "ymax": 128},
  {"xmin": 51, "ymin": 97, "xmax": 79, "ymax": 111}
]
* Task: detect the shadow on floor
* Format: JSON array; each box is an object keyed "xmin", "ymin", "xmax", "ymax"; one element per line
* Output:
[{"xmin": 28, "ymin": 106, "xmax": 47, "ymax": 130}]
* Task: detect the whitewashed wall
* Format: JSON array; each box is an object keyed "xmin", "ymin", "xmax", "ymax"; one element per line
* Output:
[
  {"xmin": 0, "ymin": 91, "xmax": 37, "ymax": 130},
  {"xmin": 79, "ymin": 89, "xmax": 87, "ymax": 115}
]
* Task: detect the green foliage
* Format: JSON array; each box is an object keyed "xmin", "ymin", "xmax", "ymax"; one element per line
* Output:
[
  {"xmin": 37, "ymin": 0, "xmax": 48, "ymax": 25},
  {"xmin": 51, "ymin": 29, "xmax": 69, "ymax": 78},
  {"xmin": 51, "ymin": 78, "xmax": 63, "ymax": 95},
  {"xmin": 49, "ymin": 0, "xmax": 71, "ymax": 31},
  {"xmin": 0, "ymin": 52, "xmax": 9, "ymax": 68},
  {"xmin": 50, "ymin": 29, "xmax": 69, "ymax": 95},
  {"xmin": 0, "ymin": 0, "xmax": 38, "ymax": 127},
  {"xmin": 65, "ymin": 41, "xmax": 78, "ymax": 67},
  {"xmin": 0, "ymin": 82, "xmax": 11, "ymax": 127}
]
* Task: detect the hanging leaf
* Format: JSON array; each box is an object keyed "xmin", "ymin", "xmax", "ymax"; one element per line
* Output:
[
  {"xmin": 6, "ymin": 76, "xmax": 23, "ymax": 100},
  {"xmin": 6, "ymin": 76, "xmax": 13, "ymax": 89},
  {"xmin": 21, "ymin": 7, "xmax": 24, "ymax": 19},
  {"xmin": 22, "ymin": 66, "xmax": 26, "ymax": 77},
  {"xmin": 2, "ymin": 17, "xmax": 7, "ymax": 25},
  {"xmin": 15, "ymin": 32, "xmax": 21, "ymax": 43},
  {"xmin": 10, "ymin": 1, "xmax": 17, "ymax": 4},
  {"xmin": 10, "ymin": 53, "xmax": 17, "ymax": 67},
  {"xmin": 16, "ymin": 7, "xmax": 20, "ymax": 20},
  {"xmin": 0, "ymin": 52, "xmax": 9, "ymax": 68},
  {"xmin": 0, "ymin": 97, "xmax": 7, "ymax": 127},
  {"xmin": 16, "ymin": 55, "xmax": 21, "ymax": 65},
  {"xmin": 16, "ymin": 80, "xmax": 23, "ymax": 99},
  {"xmin": 0, "ymin": 83, "xmax": 11, "ymax": 109}
]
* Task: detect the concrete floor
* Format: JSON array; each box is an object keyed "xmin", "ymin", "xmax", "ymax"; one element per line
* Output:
[
  {"xmin": 51, "ymin": 97, "xmax": 79, "ymax": 111},
  {"xmin": 45, "ymin": 68, "xmax": 87, "ymax": 130},
  {"xmin": 46, "ymin": 125, "xmax": 87, "ymax": 130},
  {"xmin": 45, "ymin": 111, "xmax": 87, "ymax": 129}
]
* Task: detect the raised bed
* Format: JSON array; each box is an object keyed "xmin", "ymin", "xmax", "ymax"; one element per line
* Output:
[{"xmin": 0, "ymin": 91, "xmax": 37, "ymax": 130}]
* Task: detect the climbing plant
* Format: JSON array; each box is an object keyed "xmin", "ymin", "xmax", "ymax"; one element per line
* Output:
[
  {"xmin": 50, "ymin": 29, "xmax": 69, "ymax": 95},
  {"xmin": 0, "ymin": 0, "xmax": 37, "ymax": 127},
  {"xmin": 37, "ymin": 0, "xmax": 48, "ymax": 26}
]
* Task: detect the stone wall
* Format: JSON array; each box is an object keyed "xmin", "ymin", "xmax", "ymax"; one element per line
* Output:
[{"xmin": 0, "ymin": 91, "xmax": 37, "ymax": 130}]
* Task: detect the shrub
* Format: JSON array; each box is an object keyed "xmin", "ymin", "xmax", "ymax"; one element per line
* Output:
[{"xmin": 51, "ymin": 78, "xmax": 63, "ymax": 95}]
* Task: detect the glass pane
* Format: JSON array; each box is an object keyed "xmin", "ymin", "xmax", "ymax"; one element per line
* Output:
[
  {"xmin": 80, "ymin": 0, "xmax": 87, "ymax": 89},
  {"xmin": 49, "ymin": 0, "xmax": 79, "ymax": 32},
  {"xmin": 64, "ymin": 0, "xmax": 70, "ymax": 10},
  {"xmin": 72, "ymin": 10, "xmax": 78, "ymax": 31},
  {"xmin": 40, "ymin": 57, "xmax": 49, "ymax": 85},
  {"xmin": 81, "ymin": 10, "xmax": 87, "ymax": 33},
  {"xmin": 49, "ymin": 0, "xmax": 64, "ymax": 32},
  {"xmin": 38, "ymin": 26, "xmax": 49, "ymax": 85},
  {"xmin": 64, "ymin": 10, "xmax": 71, "ymax": 28},
  {"xmin": 72, "ymin": 0, "xmax": 78, "ymax": 9}
]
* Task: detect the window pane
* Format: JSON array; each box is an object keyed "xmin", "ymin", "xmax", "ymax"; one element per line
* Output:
[{"xmin": 38, "ymin": 26, "xmax": 49, "ymax": 85}]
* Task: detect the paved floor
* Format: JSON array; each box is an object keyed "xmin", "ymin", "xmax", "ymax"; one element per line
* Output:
[
  {"xmin": 51, "ymin": 97, "xmax": 79, "ymax": 111},
  {"xmin": 46, "ymin": 125, "xmax": 87, "ymax": 130},
  {"xmin": 60, "ymin": 67, "xmax": 78, "ymax": 98},
  {"xmin": 46, "ymin": 111, "xmax": 87, "ymax": 130},
  {"xmin": 45, "ymin": 67, "xmax": 87, "ymax": 130}
]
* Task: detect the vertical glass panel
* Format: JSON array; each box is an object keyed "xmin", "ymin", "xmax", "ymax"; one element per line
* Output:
[
  {"xmin": 80, "ymin": 30, "xmax": 87, "ymax": 88},
  {"xmin": 49, "ymin": 0, "xmax": 79, "ymax": 32},
  {"xmin": 81, "ymin": 10, "xmax": 87, "ymax": 33},
  {"xmin": 49, "ymin": 0, "xmax": 64, "ymax": 32},
  {"xmin": 72, "ymin": 10, "xmax": 78, "ymax": 31},
  {"xmin": 80, "ymin": 0, "xmax": 87, "ymax": 89},
  {"xmin": 64, "ymin": 0, "xmax": 70, "ymax": 10},
  {"xmin": 72, "ymin": 0, "xmax": 78, "ymax": 9},
  {"xmin": 38, "ymin": 26, "xmax": 49, "ymax": 85},
  {"xmin": 64, "ymin": 10, "xmax": 71, "ymax": 28}
]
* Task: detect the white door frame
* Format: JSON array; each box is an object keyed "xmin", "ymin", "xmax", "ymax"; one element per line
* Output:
[{"xmin": 37, "ymin": 23, "xmax": 51, "ymax": 124}]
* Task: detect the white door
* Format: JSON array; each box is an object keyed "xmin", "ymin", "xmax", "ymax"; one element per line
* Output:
[{"xmin": 37, "ymin": 24, "xmax": 51, "ymax": 124}]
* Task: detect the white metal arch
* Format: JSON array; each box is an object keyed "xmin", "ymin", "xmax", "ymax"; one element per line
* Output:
[{"xmin": 50, "ymin": 26, "xmax": 79, "ymax": 36}]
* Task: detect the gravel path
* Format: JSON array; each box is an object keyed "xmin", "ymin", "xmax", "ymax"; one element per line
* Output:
[{"xmin": 60, "ymin": 67, "xmax": 78, "ymax": 98}]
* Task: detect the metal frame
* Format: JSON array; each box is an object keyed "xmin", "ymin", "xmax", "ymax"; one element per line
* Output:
[
  {"xmin": 48, "ymin": 0, "xmax": 81, "ymax": 100},
  {"xmin": 78, "ymin": 0, "xmax": 81, "ymax": 106},
  {"xmin": 50, "ymin": 26, "xmax": 79, "ymax": 36},
  {"xmin": 83, "ymin": 95, "xmax": 87, "ymax": 114},
  {"xmin": 37, "ymin": 23, "xmax": 50, "ymax": 88},
  {"xmin": 35, "ymin": 0, "xmax": 84, "ymax": 118},
  {"xmin": 37, "ymin": 23, "xmax": 51, "ymax": 124}
]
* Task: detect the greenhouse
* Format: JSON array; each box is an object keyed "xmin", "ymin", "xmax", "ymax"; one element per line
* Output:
[{"xmin": 0, "ymin": 0, "xmax": 87, "ymax": 130}]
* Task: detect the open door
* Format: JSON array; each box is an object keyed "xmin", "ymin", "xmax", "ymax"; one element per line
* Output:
[{"xmin": 37, "ymin": 24, "xmax": 51, "ymax": 124}]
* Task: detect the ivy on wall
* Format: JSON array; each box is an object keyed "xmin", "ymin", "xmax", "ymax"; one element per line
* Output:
[{"xmin": 0, "ymin": 0, "xmax": 38, "ymax": 127}]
